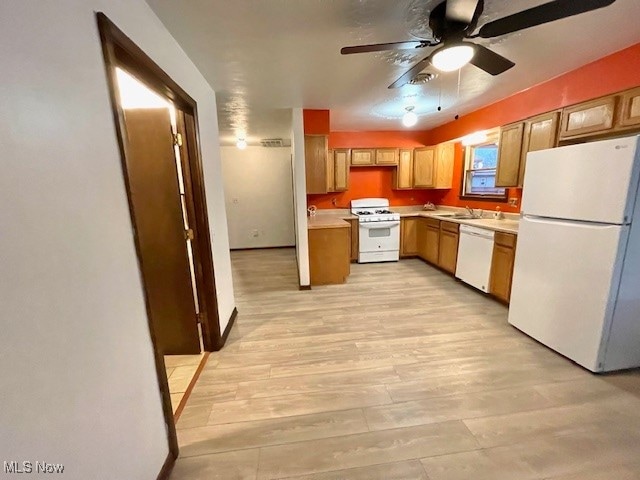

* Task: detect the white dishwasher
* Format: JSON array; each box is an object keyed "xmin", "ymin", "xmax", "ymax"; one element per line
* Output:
[{"xmin": 455, "ymin": 224, "xmax": 495, "ymax": 293}]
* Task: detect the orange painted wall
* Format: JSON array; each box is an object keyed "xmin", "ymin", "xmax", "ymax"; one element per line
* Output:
[
  {"xmin": 430, "ymin": 43, "xmax": 640, "ymax": 146},
  {"xmin": 303, "ymin": 110, "xmax": 330, "ymax": 134},
  {"xmin": 429, "ymin": 42, "xmax": 640, "ymax": 213}
]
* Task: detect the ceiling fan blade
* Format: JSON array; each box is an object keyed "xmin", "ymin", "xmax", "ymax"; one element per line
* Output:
[
  {"xmin": 341, "ymin": 41, "xmax": 428, "ymax": 55},
  {"xmin": 446, "ymin": 0, "xmax": 482, "ymax": 24},
  {"xmin": 477, "ymin": 0, "xmax": 616, "ymax": 39},
  {"xmin": 469, "ymin": 44, "xmax": 515, "ymax": 76},
  {"xmin": 388, "ymin": 56, "xmax": 432, "ymax": 89}
]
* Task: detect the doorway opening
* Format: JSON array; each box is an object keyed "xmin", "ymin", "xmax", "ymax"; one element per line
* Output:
[
  {"xmin": 97, "ymin": 12, "xmax": 222, "ymax": 463},
  {"xmin": 115, "ymin": 67, "xmax": 207, "ymax": 415},
  {"xmin": 219, "ymin": 112, "xmax": 298, "ymax": 294}
]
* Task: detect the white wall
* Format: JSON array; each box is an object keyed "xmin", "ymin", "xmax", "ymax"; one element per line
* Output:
[
  {"xmin": 222, "ymin": 146, "xmax": 295, "ymax": 249},
  {"xmin": 0, "ymin": 1, "xmax": 234, "ymax": 478},
  {"xmin": 291, "ymin": 109, "xmax": 310, "ymax": 287}
]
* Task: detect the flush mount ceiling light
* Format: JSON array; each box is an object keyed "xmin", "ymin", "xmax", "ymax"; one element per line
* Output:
[
  {"xmin": 402, "ymin": 106, "xmax": 418, "ymax": 127},
  {"xmin": 236, "ymin": 138, "xmax": 247, "ymax": 149},
  {"xmin": 431, "ymin": 44, "xmax": 475, "ymax": 72}
]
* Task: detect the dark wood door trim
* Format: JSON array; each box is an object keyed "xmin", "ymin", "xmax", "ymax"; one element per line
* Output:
[{"xmin": 96, "ymin": 11, "xmax": 224, "ymax": 463}]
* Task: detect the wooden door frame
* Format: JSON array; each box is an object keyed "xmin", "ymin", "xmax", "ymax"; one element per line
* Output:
[{"xmin": 96, "ymin": 12, "xmax": 222, "ymax": 467}]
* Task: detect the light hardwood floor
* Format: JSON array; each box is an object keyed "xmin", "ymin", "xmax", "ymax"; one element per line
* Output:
[{"xmin": 170, "ymin": 248, "xmax": 640, "ymax": 480}]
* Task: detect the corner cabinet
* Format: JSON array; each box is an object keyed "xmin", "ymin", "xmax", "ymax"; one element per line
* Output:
[
  {"xmin": 305, "ymin": 135, "xmax": 328, "ymax": 194},
  {"xmin": 413, "ymin": 143, "xmax": 454, "ymax": 189},
  {"xmin": 489, "ymin": 232, "xmax": 517, "ymax": 303},
  {"xmin": 400, "ymin": 217, "xmax": 419, "ymax": 257},
  {"xmin": 417, "ymin": 217, "xmax": 440, "ymax": 265}
]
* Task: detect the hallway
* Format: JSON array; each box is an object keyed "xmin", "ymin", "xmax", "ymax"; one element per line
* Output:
[{"xmin": 170, "ymin": 248, "xmax": 640, "ymax": 480}]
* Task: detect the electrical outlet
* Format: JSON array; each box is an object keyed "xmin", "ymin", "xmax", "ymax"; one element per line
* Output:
[
  {"xmin": 508, "ymin": 197, "xmax": 519, "ymax": 207},
  {"xmin": 332, "ymin": 198, "xmax": 337, "ymax": 206}
]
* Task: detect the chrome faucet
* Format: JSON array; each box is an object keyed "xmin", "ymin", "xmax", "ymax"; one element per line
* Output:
[{"xmin": 465, "ymin": 206, "xmax": 484, "ymax": 219}]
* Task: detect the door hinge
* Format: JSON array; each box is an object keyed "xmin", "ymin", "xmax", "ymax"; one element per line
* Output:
[
  {"xmin": 196, "ymin": 312, "xmax": 203, "ymax": 324},
  {"xmin": 185, "ymin": 228, "xmax": 195, "ymax": 240},
  {"xmin": 173, "ymin": 133, "xmax": 183, "ymax": 147}
]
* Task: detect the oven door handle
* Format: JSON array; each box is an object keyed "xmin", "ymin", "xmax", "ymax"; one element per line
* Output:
[{"xmin": 360, "ymin": 221, "xmax": 400, "ymax": 229}]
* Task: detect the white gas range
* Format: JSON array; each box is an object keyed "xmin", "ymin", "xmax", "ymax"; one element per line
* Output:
[{"xmin": 351, "ymin": 198, "xmax": 400, "ymax": 263}]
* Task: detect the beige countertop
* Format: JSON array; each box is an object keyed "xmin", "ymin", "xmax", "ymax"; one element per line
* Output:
[
  {"xmin": 306, "ymin": 207, "xmax": 519, "ymax": 234},
  {"xmin": 396, "ymin": 211, "xmax": 519, "ymax": 234},
  {"xmin": 307, "ymin": 213, "xmax": 355, "ymax": 229}
]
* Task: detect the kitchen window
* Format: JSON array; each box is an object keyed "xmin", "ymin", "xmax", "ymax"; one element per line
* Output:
[{"xmin": 461, "ymin": 132, "xmax": 506, "ymax": 199}]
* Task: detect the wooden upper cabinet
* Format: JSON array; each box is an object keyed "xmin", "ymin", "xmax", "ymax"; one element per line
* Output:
[
  {"xmin": 333, "ymin": 149, "xmax": 350, "ymax": 192},
  {"xmin": 305, "ymin": 135, "xmax": 328, "ymax": 194},
  {"xmin": 413, "ymin": 147, "xmax": 436, "ymax": 188},
  {"xmin": 434, "ymin": 143, "xmax": 454, "ymax": 189},
  {"xmin": 326, "ymin": 149, "xmax": 335, "ymax": 192},
  {"xmin": 559, "ymin": 95, "xmax": 617, "ymax": 140},
  {"xmin": 393, "ymin": 149, "xmax": 413, "ymax": 190},
  {"xmin": 496, "ymin": 122, "xmax": 524, "ymax": 187},
  {"xmin": 351, "ymin": 148, "xmax": 375, "ymax": 166},
  {"xmin": 375, "ymin": 148, "xmax": 399, "ymax": 165},
  {"xmin": 519, "ymin": 111, "xmax": 560, "ymax": 187},
  {"xmin": 617, "ymin": 87, "xmax": 640, "ymax": 129}
]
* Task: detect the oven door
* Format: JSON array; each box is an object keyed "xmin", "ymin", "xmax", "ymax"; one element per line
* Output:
[{"xmin": 359, "ymin": 221, "xmax": 400, "ymax": 253}]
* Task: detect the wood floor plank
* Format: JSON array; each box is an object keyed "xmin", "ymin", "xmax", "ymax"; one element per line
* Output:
[
  {"xmin": 175, "ymin": 249, "xmax": 640, "ymax": 479},
  {"xmin": 206, "ymin": 386, "xmax": 392, "ymax": 425},
  {"xmin": 235, "ymin": 366, "xmax": 401, "ymax": 400},
  {"xmin": 276, "ymin": 460, "xmax": 429, "ymax": 480},
  {"xmin": 178, "ymin": 409, "xmax": 369, "ymax": 457},
  {"xmin": 257, "ymin": 421, "xmax": 479, "ymax": 479},
  {"xmin": 169, "ymin": 448, "xmax": 260, "ymax": 480},
  {"xmin": 364, "ymin": 385, "xmax": 553, "ymax": 431}
]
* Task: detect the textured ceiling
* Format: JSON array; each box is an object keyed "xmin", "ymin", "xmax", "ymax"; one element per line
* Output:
[{"xmin": 146, "ymin": 0, "xmax": 640, "ymax": 145}]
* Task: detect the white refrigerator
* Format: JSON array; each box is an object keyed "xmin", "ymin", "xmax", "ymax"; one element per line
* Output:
[{"xmin": 508, "ymin": 135, "xmax": 640, "ymax": 372}]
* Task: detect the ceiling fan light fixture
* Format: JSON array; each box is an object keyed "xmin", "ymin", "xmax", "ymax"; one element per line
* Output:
[
  {"xmin": 402, "ymin": 106, "xmax": 418, "ymax": 127},
  {"xmin": 431, "ymin": 44, "xmax": 475, "ymax": 72},
  {"xmin": 236, "ymin": 138, "xmax": 247, "ymax": 149}
]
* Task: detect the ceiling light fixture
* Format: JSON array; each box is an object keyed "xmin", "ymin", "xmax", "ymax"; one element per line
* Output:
[
  {"xmin": 461, "ymin": 131, "xmax": 488, "ymax": 146},
  {"xmin": 431, "ymin": 44, "xmax": 475, "ymax": 72},
  {"xmin": 236, "ymin": 138, "xmax": 247, "ymax": 149},
  {"xmin": 402, "ymin": 106, "xmax": 418, "ymax": 127}
]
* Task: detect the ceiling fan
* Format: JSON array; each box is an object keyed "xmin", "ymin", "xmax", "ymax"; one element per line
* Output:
[{"xmin": 341, "ymin": 0, "xmax": 617, "ymax": 89}]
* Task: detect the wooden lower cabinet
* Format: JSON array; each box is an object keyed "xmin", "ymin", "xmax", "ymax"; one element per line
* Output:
[
  {"xmin": 347, "ymin": 218, "xmax": 359, "ymax": 262},
  {"xmin": 489, "ymin": 232, "xmax": 517, "ymax": 303},
  {"xmin": 400, "ymin": 217, "xmax": 419, "ymax": 257},
  {"xmin": 417, "ymin": 217, "xmax": 440, "ymax": 265},
  {"xmin": 438, "ymin": 222, "xmax": 459, "ymax": 274},
  {"xmin": 308, "ymin": 226, "xmax": 351, "ymax": 285}
]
